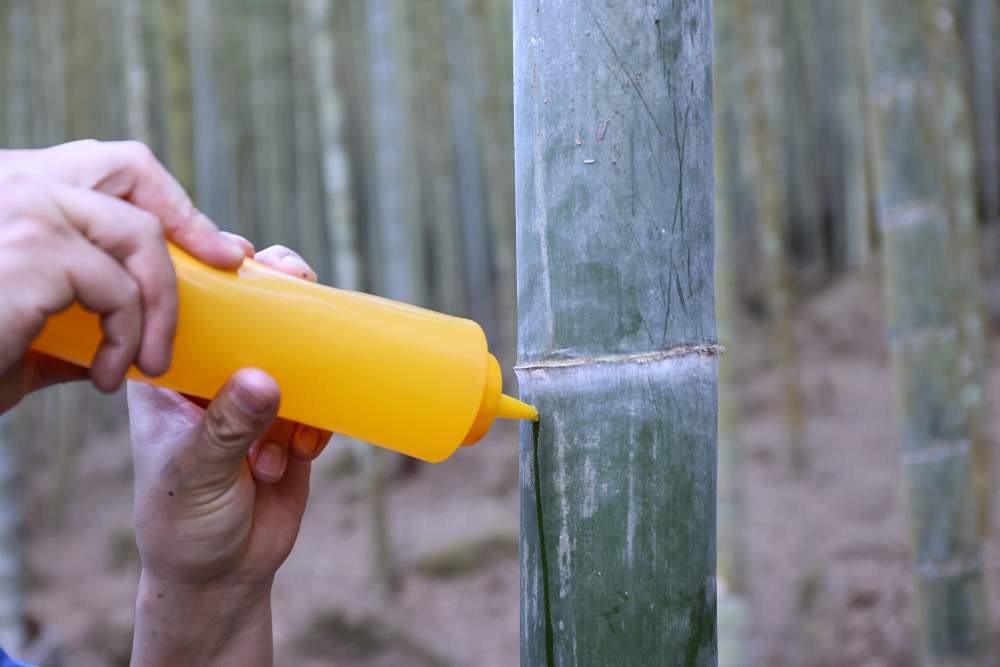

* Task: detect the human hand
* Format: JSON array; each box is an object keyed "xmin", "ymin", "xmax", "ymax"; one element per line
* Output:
[
  {"xmin": 0, "ymin": 140, "xmax": 246, "ymax": 412},
  {"xmin": 127, "ymin": 245, "xmax": 329, "ymax": 667}
]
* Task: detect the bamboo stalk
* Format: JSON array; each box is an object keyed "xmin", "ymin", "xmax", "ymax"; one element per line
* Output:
[
  {"xmin": 715, "ymin": 4, "xmax": 750, "ymax": 664},
  {"xmin": 866, "ymin": 1, "xmax": 992, "ymax": 662},
  {"xmin": 734, "ymin": 0, "xmax": 808, "ymax": 474},
  {"xmin": 515, "ymin": 1, "xmax": 717, "ymax": 662}
]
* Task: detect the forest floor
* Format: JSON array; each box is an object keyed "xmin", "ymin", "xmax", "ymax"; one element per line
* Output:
[{"xmin": 15, "ymin": 269, "xmax": 1000, "ymax": 667}]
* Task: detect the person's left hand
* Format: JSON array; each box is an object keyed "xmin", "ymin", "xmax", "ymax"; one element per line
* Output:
[{"xmin": 126, "ymin": 243, "xmax": 328, "ymax": 667}]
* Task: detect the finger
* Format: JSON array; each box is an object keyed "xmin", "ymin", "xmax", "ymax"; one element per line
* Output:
[
  {"xmin": 220, "ymin": 231, "xmax": 255, "ymax": 258},
  {"xmin": 24, "ymin": 352, "xmax": 89, "ymax": 391},
  {"xmin": 38, "ymin": 140, "xmax": 245, "ymax": 269},
  {"xmin": 67, "ymin": 241, "xmax": 144, "ymax": 392},
  {"xmin": 253, "ymin": 245, "xmax": 317, "ymax": 282},
  {"xmin": 193, "ymin": 369, "xmax": 280, "ymax": 476},
  {"xmin": 271, "ymin": 454, "xmax": 312, "ymax": 512},
  {"xmin": 48, "ymin": 181, "xmax": 177, "ymax": 376},
  {"xmin": 0, "ymin": 353, "xmax": 88, "ymax": 414},
  {"xmin": 249, "ymin": 419, "xmax": 295, "ymax": 484},
  {"xmin": 127, "ymin": 381, "xmax": 204, "ymax": 475},
  {"xmin": 289, "ymin": 423, "xmax": 332, "ymax": 462}
]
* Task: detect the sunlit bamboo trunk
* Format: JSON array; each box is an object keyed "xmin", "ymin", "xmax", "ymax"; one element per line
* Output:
[
  {"xmin": 866, "ymin": 1, "xmax": 992, "ymax": 662},
  {"xmin": 515, "ymin": 1, "xmax": 717, "ymax": 663}
]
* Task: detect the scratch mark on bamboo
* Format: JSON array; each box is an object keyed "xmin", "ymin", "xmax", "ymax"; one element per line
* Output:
[{"xmin": 591, "ymin": 13, "xmax": 664, "ymax": 136}]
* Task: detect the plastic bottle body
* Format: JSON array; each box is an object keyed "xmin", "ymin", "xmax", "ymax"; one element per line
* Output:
[{"xmin": 30, "ymin": 246, "xmax": 496, "ymax": 462}]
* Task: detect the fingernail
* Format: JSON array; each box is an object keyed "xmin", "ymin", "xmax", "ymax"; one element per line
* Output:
[
  {"xmin": 298, "ymin": 426, "xmax": 320, "ymax": 455},
  {"xmin": 257, "ymin": 443, "xmax": 286, "ymax": 478},
  {"xmin": 231, "ymin": 370, "xmax": 276, "ymax": 415},
  {"xmin": 280, "ymin": 253, "xmax": 315, "ymax": 279},
  {"xmin": 225, "ymin": 239, "xmax": 248, "ymax": 262}
]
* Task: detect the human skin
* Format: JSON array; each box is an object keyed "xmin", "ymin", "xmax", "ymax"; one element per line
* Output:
[
  {"xmin": 128, "ymin": 244, "xmax": 329, "ymax": 667},
  {"xmin": 0, "ymin": 139, "xmax": 246, "ymax": 411},
  {"xmin": 0, "ymin": 140, "xmax": 328, "ymax": 665}
]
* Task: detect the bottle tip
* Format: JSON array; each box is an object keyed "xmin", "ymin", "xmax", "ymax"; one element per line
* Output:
[{"xmin": 498, "ymin": 393, "xmax": 539, "ymax": 421}]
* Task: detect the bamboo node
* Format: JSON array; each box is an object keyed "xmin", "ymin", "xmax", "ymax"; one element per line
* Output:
[{"xmin": 514, "ymin": 344, "xmax": 724, "ymax": 371}]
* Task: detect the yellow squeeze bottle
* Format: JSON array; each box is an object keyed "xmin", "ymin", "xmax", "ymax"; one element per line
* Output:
[{"xmin": 29, "ymin": 244, "xmax": 537, "ymax": 462}]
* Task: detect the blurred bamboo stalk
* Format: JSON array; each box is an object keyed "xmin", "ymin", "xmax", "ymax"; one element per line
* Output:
[
  {"xmin": 366, "ymin": 0, "xmax": 425, "ymax": 307},
  {"xmin": 443, "ymin": 0, "xmax": 494, "ymax": 339},
  {"xmin": 366, "ymin": 0, "xmax": 428, "ymax": 595},
  {"xmin": 160, "ymin": 0, "xmax": 195, "ymax": 195},
  {"xmin": 735, "ymin": 0, "xmax": 808, "ymax": 474},
  {"xmin": 0, "ymin": 414, "xmax": 25, "ymax": 655},
  {"xmin": 122, "ymin": 0, "xmax": 151, "ymax": 144},
  {"xmin": 866, "ymin": 0, "xmax": 992, "ymax": 662},
  {"xmin": 926, "ymin": 0, "xmax": 994, "ymax": 533},
  {"xmin": 961, "ymin": 0, "xmax": 1000, "ymax": 226},
  {"xmin": 840, "ymin": 0, "xmax": 877, "ymax": 271},
  {"xmin": 303, "ymin": 0, "xmax": 361, "ymax": 291},
  {"xmin": 246, "ymin": 1, "xmax": 296, "ymax": 250},
  {"xmin": 6, "ymin": 0, "xmax": 32, "ymax": 148},
  {"xmin": 405, "ymin": 0, "xmax": 464, "ymax": 316},
  {"xmin": 289, "ymin": 0, "xmax": 328, "ymax": 280},
  {"xmin": 473, "ymin": 0, "xmax": 516, "ymax": 375},
  {"xmin": 715, "ymin": 5, "xmax": 750, "ymax": 664},
  {"xmin": 780, "ymin": 0, "xmax": 824, "ymax": 275}
]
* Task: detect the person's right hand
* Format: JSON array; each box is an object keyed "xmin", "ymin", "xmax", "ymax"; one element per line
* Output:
[{"xmin": 0, "ymin": 140, "xmax": 247, "ymax": 413}]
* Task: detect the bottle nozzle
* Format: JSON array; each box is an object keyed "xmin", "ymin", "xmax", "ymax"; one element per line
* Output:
[{"xmin": 498, "ymin": 393, "xmax": 539, "ymax": 421}]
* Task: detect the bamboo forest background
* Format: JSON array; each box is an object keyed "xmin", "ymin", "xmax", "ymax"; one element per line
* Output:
[{"xmin": 0, "ymin": 1, "xmax": 999, "ymax": 666}]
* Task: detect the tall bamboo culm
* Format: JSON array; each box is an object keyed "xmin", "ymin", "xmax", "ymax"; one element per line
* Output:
[
  {"xmin": 715, "ymin": 4, "xmax": 749, "ymax": 664},
  {"xmin": 866, "ymin": 0, "xmax": 991, "ymax": 663},
  {"xmin": 926, "ymin": 0, "xmax": 993, "ymax": 532},
  {"xmin": 733, "ymin": 0, "xmax": 808, "ymax": 474},
  {"xmin": 514, "ymin": 1, "xmax": 717, "ymax": 663}
]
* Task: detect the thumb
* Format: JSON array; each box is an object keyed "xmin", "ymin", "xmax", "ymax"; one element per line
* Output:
[{"xmin": 194, "ymin": 368, "xmax": 280, "ymax": 475}]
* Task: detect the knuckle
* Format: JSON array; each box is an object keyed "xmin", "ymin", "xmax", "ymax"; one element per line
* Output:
[
  {"xmin": 0, "ymin": 293, "xmax": 45, "ymax": 346},
  {"xmin": 0, "ymin": 172, "xmax": 42, "ymax": 202},
  {"xmin": 202, "ymin": 407, "xmax": 252, "ymax": 451},
  {"xmin": 121, "ymin": 140, "xmax": 157, "ymax": 169},
  {"xmin": 68, "ymin": 138, "xmax": 100, "ymax": 150},
  {"xmin": 118, "ymin": 276, "xmax": 141, "ymax": 307},
  {"xmin": 136, "ymin": 210, "xmax": 164, "ymax": 241}
]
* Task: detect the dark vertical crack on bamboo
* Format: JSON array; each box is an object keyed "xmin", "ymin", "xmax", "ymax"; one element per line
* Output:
[{"xmin": 531, "ymin": 420, "xmax": 556, "ymax": 667}]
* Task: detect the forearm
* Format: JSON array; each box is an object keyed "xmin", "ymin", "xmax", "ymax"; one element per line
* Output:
[{"xmin": 131, "ymin": 571, "xmax": 274, "ymax": 667}]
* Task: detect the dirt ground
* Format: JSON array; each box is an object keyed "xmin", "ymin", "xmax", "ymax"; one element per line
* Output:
[{"xmin": 14, "ymin": 271, "xmax": 1000, "ymax": 666}]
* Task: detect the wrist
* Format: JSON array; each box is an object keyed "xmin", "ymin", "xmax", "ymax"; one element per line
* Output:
[{"xmin": 131, "ymin": 571, "xmax": 274, "ymax": 667}]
